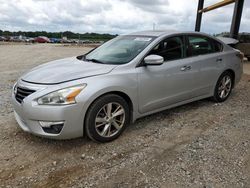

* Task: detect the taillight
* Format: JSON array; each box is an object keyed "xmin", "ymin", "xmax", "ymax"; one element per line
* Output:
[{"xmin": 236, "ymin": 51, "xmax": 244, "ymax": 62}]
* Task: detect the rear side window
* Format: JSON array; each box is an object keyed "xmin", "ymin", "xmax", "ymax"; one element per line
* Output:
[
  {"xmin": 149, "ymin": 36, "xmax": 184, "ymax": 61},
  {"xmin": 187, "ymin": 36, "xmax": 223, "ymax": 57},
  {"xmin": 187, "ymin": 36, "xmax": 214, "ymax": 56}
]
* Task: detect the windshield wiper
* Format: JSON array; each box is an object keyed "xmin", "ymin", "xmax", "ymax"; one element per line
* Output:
[{"xmin": 85, "ymin": 58, "xmax": 104, "ymax": 64}]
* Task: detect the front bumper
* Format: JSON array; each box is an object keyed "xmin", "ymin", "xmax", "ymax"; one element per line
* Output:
[{"xmin": 11, "ymin": 80, "xmax": 87, "ymax": 139}]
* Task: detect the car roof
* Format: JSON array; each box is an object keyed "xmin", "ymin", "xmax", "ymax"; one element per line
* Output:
[{"xmin": 127, "ymin": 30, "xmax": 202, "ymax": 37}]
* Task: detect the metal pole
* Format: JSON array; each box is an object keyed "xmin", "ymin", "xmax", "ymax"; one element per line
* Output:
[
  {"xmin": 230, "ymin": 0, "xmax": 244, "ymax": 39},
  {"xmin": 199, "ymin": 0, "xmax": 235, "ymax": 13},
  {"xmin": 195, "ymin": 0, "xmax": 204, "ymax": 32}
]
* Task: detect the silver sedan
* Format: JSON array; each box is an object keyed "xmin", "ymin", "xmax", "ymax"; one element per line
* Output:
[{"xmin": 12, "ymin": 30, "xmax": 243, "ymax": 142}]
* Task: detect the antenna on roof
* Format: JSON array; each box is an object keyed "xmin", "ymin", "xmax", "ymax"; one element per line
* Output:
[{"xmin": 153, "ymin": 23, "xmax": 156, "ymax": 31}]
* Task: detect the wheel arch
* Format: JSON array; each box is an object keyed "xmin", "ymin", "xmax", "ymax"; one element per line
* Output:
[
  {"xmin": 223, "ymin": 69, "xmax": 235, "ymax": 88},
  {"xmin": 106, "ymin": 91, "xmax": 134, "ymax": 122}
]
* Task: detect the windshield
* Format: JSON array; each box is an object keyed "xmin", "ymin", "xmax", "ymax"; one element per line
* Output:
[{"xmin": 85, "ymin": 35, "xmax": 155, "ymax": 64}]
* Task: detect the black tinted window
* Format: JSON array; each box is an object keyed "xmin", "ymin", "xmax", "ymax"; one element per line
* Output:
[
  {"xmin": 187, "ymin": 36, "xmax": 214, "ymax": 56},
  {"xmin": 149, "ymin": 37, "xmax": 184, "ymax": 61},
  {"xmin": 212, "ymin": 40, "xmax": 223, "ymax": 52}
]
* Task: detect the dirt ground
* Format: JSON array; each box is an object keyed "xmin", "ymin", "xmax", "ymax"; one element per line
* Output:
[
  {"xmin": 0, "ymin": 43, "xmax": 250, "ymax": 188},
  {"xmin": 244, "ymin": 63, "xmax": 250, "ymax": 75}
]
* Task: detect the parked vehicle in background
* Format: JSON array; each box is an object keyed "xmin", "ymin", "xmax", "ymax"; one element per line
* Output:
[
  {"xmin": 70, "ymin": 39, "xmax": 79, "ymax": 43},
  {"xmin": 236, "ymin": 33, "xmax": 250, "ymax": 61},
  {"xmin": 12, "ymin": 30, "xmax": 243, "ymax": 142},
  {"xmin": 25, "ymin": 37, "xmax": 35, "ymax": 43},
  {"xmin": 50, "ymin": 38, "xmax": 61, "ymax": 43},
  {"xmin": 61, "ymin": 38, "xmax": 71, "ymax": 43},
  {"xmin": 0, "ymin": 36, "xmax": 6, "ymax": 41},
  {"xmin": 9, "ymin": 36, "xmax": 25, "ymax": 42},
  {"xmin": 34, "ymin": 36, "xmax": 50, "ymax": 43}
]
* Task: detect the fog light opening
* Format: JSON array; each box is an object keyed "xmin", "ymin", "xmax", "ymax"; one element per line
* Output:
[{"xmin": 39, "ymin": 121, "xmax": 64, "ymax": 134}]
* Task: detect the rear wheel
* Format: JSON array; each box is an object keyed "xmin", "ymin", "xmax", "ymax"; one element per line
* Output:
[
  {"xmin": 85, "ymin": 94, "xmax": 130, "ymax": 142},
  {"xmin": 213, "ymin": 71, "xmax": 233, "ymax": 103}
]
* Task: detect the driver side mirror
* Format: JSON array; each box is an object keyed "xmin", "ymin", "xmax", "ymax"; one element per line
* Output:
[{"xmin": 144, "ymin": 55, "xmax": 164, "ymax": 66}]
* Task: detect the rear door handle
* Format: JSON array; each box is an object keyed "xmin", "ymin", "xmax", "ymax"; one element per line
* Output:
[
  {"xmin": 181, "ymin": 65, "xmax": 191, "ymax": 71},
  {"xmin": 216, "ymin": 58, "xmax": 223, "ymax": 62}
]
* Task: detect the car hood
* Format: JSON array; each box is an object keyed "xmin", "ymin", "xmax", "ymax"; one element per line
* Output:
[{"xmin": 21, "ymin": 57, "xmax": 117, "ymax": 84}]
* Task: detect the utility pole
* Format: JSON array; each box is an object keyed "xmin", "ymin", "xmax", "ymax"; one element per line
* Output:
[
  {"xmin": 230, "ymin": 0, "xmax": 244, "ymax": 39},
  {"xmin": 195, "ymin": 0, "xmax": 244, "ymax": 39},
  {"xmin": 195, "ymin": 0, "xmax": 204, "ymax": 32}
]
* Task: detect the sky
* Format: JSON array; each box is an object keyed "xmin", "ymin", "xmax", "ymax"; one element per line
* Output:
[{"xmin": 0, "ymin": 0, "xmax": 249, "ymax": 35}]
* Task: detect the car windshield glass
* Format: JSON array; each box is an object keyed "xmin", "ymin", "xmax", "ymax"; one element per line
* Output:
[{"xmin": 85, "ymin": 36, "xmax": 155, "ymax": 64}]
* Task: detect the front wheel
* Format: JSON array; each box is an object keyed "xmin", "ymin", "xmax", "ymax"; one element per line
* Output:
[
  {"xmin": 85, "ymin": 94, "xmax": 130, "ymax": 142},
  {"xmin": 213, "ymin": 71, "xmax": 233, "ymax": 103}
]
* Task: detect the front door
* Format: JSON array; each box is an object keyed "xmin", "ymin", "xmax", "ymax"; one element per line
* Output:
[{"xmin": 138, "ymin": 36, "xmax": 197, "ymax": 114}]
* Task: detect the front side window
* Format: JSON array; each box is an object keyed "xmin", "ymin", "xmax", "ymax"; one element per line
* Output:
[
  {"xmin": 149, "ymin": 36, "xmax": 184, "ymax": 61},
  {"xmin": 85, "ymin": 36, "xmax": 155, "ymax": 64},
  {"xmin": 187, "ymin": 36, "xmax": 214, "ymax": 56}
]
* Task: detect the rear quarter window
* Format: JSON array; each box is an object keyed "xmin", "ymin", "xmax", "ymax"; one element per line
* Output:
[{"xmin": 212, "ymin": 39, "xmax": 223, "ymax": 52}]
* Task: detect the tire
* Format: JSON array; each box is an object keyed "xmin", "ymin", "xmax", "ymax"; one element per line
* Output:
[
  {"xmin": 85, "ymin": 94, "xmax": 130, "ymax": 142},
  {"xmin": 212, "ymin": 71, "xmax": 233, "ymax": 103}
]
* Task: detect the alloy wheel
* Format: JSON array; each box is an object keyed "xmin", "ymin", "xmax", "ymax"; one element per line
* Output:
[
  {"xmin": 218, "ymin": 75, "xmax": 232, "ymax": 99},
  {"xmin": 95, "ymin": 102, "xmax": 125, "ymax": 138}
]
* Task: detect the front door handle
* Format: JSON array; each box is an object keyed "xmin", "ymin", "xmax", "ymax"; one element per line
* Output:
[
  {"xmin": 181, "ymin": 65, "xmax": 191, "ymax": 71},
  {"xmin": 216, "ymin": 58, "xmax": 223, "ymax": 62}
]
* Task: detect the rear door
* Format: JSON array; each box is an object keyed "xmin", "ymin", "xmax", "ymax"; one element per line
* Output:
[{"xmin": 184, "ymin": 34, "xmax": 225, "ymax": 96}]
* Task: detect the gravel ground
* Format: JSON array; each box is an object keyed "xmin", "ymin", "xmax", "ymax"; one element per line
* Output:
[{"xmin": 0, "ymin": 43, "xmax": 250, "ymax": 188}]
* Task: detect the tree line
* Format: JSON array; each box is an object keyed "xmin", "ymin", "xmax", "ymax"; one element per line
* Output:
[{"xmin": 0, "ymin": 30, "xmax": 117, "ymax": 41}]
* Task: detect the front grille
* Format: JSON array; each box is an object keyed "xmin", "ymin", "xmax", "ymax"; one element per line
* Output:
[{"xmin": 15, "ymin": 86, "xmax": 36, "ymax": 103}]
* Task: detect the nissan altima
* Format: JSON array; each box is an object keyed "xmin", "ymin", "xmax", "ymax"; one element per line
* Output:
[{"xmin": 12, "ymin": 30, "xmax": 243, "ymax": 142}]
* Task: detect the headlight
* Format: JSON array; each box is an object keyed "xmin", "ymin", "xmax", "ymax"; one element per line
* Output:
[
  {"xmin": 37, "ymin": 84, "xmax": 86, "ymax": 105},
  {"xmin": 13, "ymin": 83, "xmax": 17, "ymax": 95}
]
